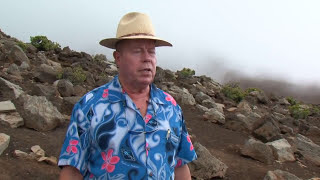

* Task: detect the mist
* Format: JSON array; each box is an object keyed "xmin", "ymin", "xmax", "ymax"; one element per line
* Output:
[{"xmin": 1, "ymin": 0, "xmax": 320, "ymax": 103}]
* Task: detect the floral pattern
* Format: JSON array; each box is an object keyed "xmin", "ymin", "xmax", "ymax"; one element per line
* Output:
[
  {"xmin": 66, "ymin": 140, "xmax": 78, "ymax": 154},
  {"xmin": 187, "ymin": 135, "xmax": 194, "ymax": 151},
  {"xmin": 101, "ymin": 149, "xmax": 120, "ymax": 173},
  {"xmin": 102, "ymin": 89, "xmax": 109, "ymax": 98},
  {"xmin": 144, "ymin": 114, "xmax": 152, "ymax": 124},
  {"xmin": 163, "ymin": 92, "xmax": 177, "ymax": 106}
]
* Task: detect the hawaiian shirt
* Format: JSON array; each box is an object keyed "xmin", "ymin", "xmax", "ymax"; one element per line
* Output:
[{"xmin": 58, "ymin": 75, "xmax": 197, "ymax": 180}]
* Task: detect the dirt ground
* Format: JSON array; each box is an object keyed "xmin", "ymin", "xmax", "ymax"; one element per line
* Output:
[{"xmin": 0, "ymin": 105, "xmax": 319, "ymax": 180}]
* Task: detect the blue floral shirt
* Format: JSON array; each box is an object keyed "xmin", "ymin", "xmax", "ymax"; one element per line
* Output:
[{"xmin": 58, "ymin": 75, "xmax": 197, "ymax": 180}]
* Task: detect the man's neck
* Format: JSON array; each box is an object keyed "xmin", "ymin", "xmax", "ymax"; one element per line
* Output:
[{"xmin": 119, "ymin": 77, "xmax": 150, "ymax": 100}]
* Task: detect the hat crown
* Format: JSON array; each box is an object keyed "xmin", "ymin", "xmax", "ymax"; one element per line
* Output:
[{"xmin": 116, "ymin": 12, "xmax": 155, "ymax": 38}]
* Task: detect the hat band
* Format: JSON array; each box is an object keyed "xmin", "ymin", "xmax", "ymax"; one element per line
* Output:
[{"xmin": 119, "ymin": 33, "xmax": 155, "ymax": 38}]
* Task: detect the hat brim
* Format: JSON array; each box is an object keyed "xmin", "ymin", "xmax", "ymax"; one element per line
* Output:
[{"xmin": 99, "ymin": 35, "xmax": 172, "ymax": 49}]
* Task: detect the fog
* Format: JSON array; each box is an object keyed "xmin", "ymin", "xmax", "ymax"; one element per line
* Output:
[{"xmin": 1, "ymin": 0, "xmax": 320, "ymax": 103}]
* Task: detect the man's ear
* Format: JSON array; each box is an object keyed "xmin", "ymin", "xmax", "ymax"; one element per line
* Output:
[{"xmin": 113, "ymin": 51, "xmax": 120, "ymax": 67}]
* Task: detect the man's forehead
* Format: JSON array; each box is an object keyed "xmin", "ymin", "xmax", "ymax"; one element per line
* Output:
[{"xmin": 122, "ymin": 39, "xmax": 156, "ymax": 48}]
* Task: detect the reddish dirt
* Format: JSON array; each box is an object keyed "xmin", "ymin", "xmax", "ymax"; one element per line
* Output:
[{"xmin": 0, "ymin": 105, "xmax": 319, "ymax": 180}]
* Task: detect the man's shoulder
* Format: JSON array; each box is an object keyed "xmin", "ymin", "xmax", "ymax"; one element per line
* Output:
[
  {"xmin": 76, "ymin": 78, "xmax": 117, "ymax": 108},
  {"xmin": 151, "ymin": 84, "xmax": 182, "ymax": 111}
]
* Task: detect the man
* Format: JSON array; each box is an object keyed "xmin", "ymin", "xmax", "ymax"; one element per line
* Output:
[{"xmin": 58, "ymin": 12, "xmax": 197, "ymax": 180}]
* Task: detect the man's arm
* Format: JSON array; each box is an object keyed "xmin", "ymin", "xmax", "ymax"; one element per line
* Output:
[
  {"xmin": 59, "ymin": 165, "xmax": 83, "ymax": 180},
  {"xmin": 174, "ymin": 164, "xmax": 191, "ymax": 180}
]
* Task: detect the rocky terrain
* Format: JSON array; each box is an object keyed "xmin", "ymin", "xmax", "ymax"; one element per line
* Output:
[{"xmin": 0, "ymin": 29, "xmax": 320, "ymax": 180}]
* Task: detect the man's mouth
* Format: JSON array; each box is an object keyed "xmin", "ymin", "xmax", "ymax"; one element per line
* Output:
[{"xmin": 141, "ymin": 68, "xmax": 152, "ymax": 72}]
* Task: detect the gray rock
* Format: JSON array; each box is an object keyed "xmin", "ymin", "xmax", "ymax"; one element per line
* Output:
[
  {"xmin": 0, "ymin": 77, "xmax": 24, "ymax": 99},
  {"xmin": 225, "ymin": 112, "xmax": 264, "ymax": 133},
  {"xmin": 0, "ymin": 101, "xmax": 16, "ymax": 112},
  {"xmin": 26, "ymin": 43, "xmax": 37, "ymax": 53},
  {"xmin": 8, "ymin": 45, "xmax": 30, "ymax": 65},
  {"xmin": 294, "ymin": 134, "xmax": 320, "ymax": 166},
  {"xmin": 20, "ymin": 61, "xmax": 30, "ymax": 71},
  {"xmin": 34, "ymin": 64, "xmax": 59, "ymax": 84},
  {"xmin": 7, "ymin": 63, "xmax": 20, "ymax": 75},
  {"xmin": 237, "ymin": 100, "xmax": 252, "ymax": 114},
  {"xmin": 16, "ymin": 95, "xmax": 64, "ymax": 131},
  {"xmin": 253, "ymin": 120, "xmax": 281, "ymax": 142},
  {"xmin": 57, "ymin": 79, "xmax": 74, "ymax": 97},
  {"xmin": 169, "ymin": 86, "xmax": 196, "ymax": 106},
  {"xmin": 31, "ymin": 84, "xmax": 58, "ymax": 98},
  {"xmin": 0, "ymin": 133, "xmax": 10, "ymax": 156},
  {"xmin": 0, "ymin": 112, "xmax": 24, "ymax": 128},
  {"xmin": 204, "ymin": 108, "xmax": 225, "ymax": 124},
  {"xmin": 189, "ymin": 142, "xmax": 228, "ymax": 179},
  {"xmin": 241, "ymin": 138, "xmax": 274, "ymax": 164},
  {"xmin": 195, "ymin": 104, "xmax": 209, "ymax": 114},
  {"xmin": 201, "ymin": 99, "xmax": 217, "ymax": 109},
  {"xmin": 195, "ymin": 92, "xmax": 211, "ymax": 104},
  {"xmin": 266, "ymin": 139, "xmax": 295, "ymax": 162},
  {"xmin": 273, "ymin": 105, "xmax": 289, "ymax": 115},
  {"xmin": 279, "ymin": 98, "xmax": 290, "ymax": 105},
  {"xmin": 264, "ymin": 169, "xmax": 301, "ymax": 180}
]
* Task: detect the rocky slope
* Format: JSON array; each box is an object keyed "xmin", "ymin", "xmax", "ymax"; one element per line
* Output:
[{"xmin": 0, "ymin": 29, "xmax": 320, "ymax": 180}]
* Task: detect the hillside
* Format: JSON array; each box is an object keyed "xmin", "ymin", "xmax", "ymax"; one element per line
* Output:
[{"xmin": 0, "ymin": 30, "xmax": 320, "ymax": 180}]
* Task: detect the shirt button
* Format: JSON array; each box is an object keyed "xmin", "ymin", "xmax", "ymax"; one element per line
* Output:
[{"xmin": 149, "ymin": 172, "xmax": 153, "ymax": 177}]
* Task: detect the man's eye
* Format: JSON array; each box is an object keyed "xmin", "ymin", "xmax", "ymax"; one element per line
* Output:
[
  {"xmin": 149, "ymin": 50, "xmax": 156, "ymax": 54},
  {"xmin": 133, "ymin": 49, "xmax": 142, "ymax": 53}
]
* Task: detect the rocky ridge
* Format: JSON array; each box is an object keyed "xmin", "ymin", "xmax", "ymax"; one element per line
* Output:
[{"xmin": 0, "ymin": 29, "xmax": 320, "ymax": 180}]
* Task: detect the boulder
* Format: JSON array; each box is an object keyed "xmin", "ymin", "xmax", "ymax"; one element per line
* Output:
[
  {"xmin": 272, "ymin": 105, "xmax": 289, "ymax": 115},
  {"xmin": 20, "ymin": 61, "xmax": 30, "ymax": 71},
  {"xmin": 264, "ymin": 169, "xmax": 302, "ymax": 180},
  {"xmin": 7, "ymin": 45, "xmax": 30, "ymax": 65},
  {"xmin": 0, "ymin": 133, "xmax": 10, "ymax": 156},
  {"xmin": 57, "ymin": 79, "xmax": 74, "ymax": 97},
  {"xmin": 34, "ymin": 64, "xmax": 59, "ymax": 84},
  {"xmin": 16, "ymin": 95, "xmax": 64, "ymax": 131},
  {"xmin": 0, "ymin": 77, "xmax": 24, "ymax": 99},
  {"xmin": 195, "ymin": 104, "xmax": 209, "ymax": 114},
  {"xmin": 294, "ymin": 134, "xmax": 320, "ymax": 166},
  {"xmin": 203, "ymin": 108, "xmax": 225, "ymax": 124},
  {"xmin": 0, "ymin": 100, "xmax": 16, "ymax": 112},
  {"xmin": 169, "ymin": 86, "xmax": 196, "ymax": 106},
  {"xmin": 189, "ymin": 142, "xmax": 228, "ymax": 179},
  {"xmin": 73, "ymin": 85, "xmax": 87, "ymax": 97},
  {"xmin": 195, "ymin": 92, "xmax": 211, "ymax": 104},
  {"xmin": 241, "ymin": 138, "xmax": 274, "ymax": 164},
  {"xmin": 7, "ymin": 63, "xmax": 20, "ymax": 76},
  {"xmin": 266, "ymin": 139, "xmax": 295, "ymax": 162},
  {"xmin": 0, "ymin": 112, "xmax": 24, "ymax": 128},
  {"xmin": 201, "ymin": 99, "xmax": 217, "ymax": 109},
  {"xmin": 215, "ymin": 103, "xmax": 225, "ymax": 114},
  {"xmin": 225, "ymin": 112, "xmax": 264, "ymax": 132},
  {"xmin": 279, "ymin": 98, "xmax": 290, "ymax": 105},
  {"xmin": 31, "ymin": 84, "xmax": 58, "ymax": 98},
  {"xmin": 253, "ymin": 120, "xmax": 281, "ymax": 142},
  {"xmin": 237, "ymin": 100, "xmax": 252, "ymax": 114}
]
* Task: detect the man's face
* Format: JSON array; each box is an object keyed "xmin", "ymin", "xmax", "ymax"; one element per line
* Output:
[{"xmin": 114, "ymin": 39, "xmax": 157, "ymax": 88}]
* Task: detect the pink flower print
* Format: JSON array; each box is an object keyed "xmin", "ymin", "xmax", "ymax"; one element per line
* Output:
[
  {"xmin": 102, "ymin": 89, "xmax": 109, "ymax": 98},
  {"xmin": 89, "ymin": 174, "xmax": 94, "ymax": 179},
  {"xmin": 175, "ymin": 159, "xmax": 182, "ymax": 168},
  {"xmin": 66, "ymin": 140, "xmax": 78, "ymax": 154},
  {"xmin": 186, "ymin": 135, "xmax": 194, "ymax": 151},
  {"xmin": 146, "ymin": 142, "xmax": 149, "ymax": 157},
  {"xmin": 163, "ymin": 92, "xmax": 177, "ymax": 106},
  {"xmin": 144, "ymin": 114, "xmax": 152, "ymax": 124},
  {"xmin": 101, "ymin": 149, "xmax": 120, "ymax": 173}
]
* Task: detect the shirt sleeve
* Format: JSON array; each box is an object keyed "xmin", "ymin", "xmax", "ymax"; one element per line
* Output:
[
  {"xmin": 58, "ymin": 102, "xmax": 91, "ymax": 176},
  {"xmin": 175, "ymin": 114, "xmax": 197, "ymax": 167}
]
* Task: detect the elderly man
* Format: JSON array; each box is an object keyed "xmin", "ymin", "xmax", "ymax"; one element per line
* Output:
[{"xmin": 58, "ymin": 12, "xmax": 197, "ymax": 180}]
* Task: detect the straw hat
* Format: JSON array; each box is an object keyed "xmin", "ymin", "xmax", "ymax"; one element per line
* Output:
[{"xmin": 99, "ymin": 12, "xmax": 172, "ymax": 49}]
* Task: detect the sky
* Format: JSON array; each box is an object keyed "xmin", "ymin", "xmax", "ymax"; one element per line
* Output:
[{"xmin": 1, "ymin": 0, "xmax": 320, "ymax": 85}]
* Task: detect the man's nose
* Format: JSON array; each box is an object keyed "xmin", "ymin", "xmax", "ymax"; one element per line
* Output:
[{"xmin": 142, "ymin": 50, "xmax": 153, "ymax": 62}]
